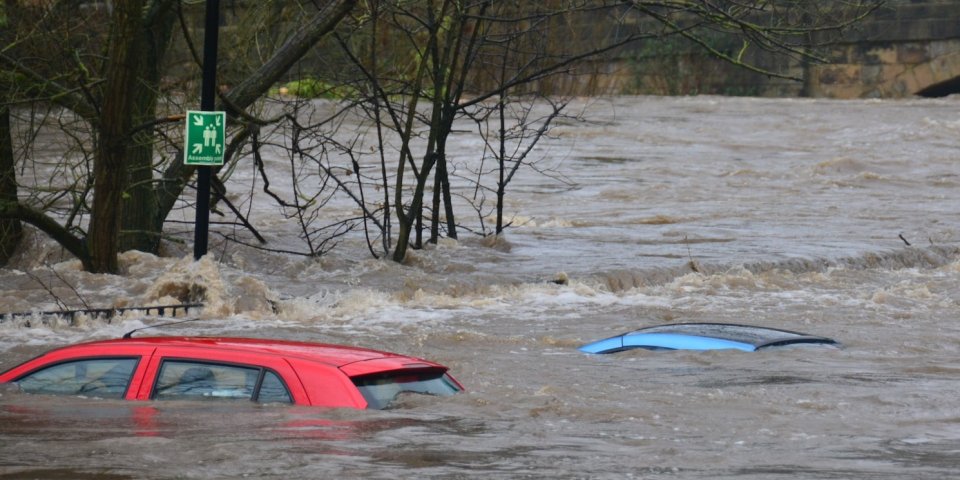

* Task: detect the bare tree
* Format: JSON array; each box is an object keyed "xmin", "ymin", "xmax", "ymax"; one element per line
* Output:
[
  {"xmin": 333, "ymin": 1, "xmax": 643, "ymax": 261},
  {"xmin": 1, "ymin": 0, "xmax": 881, "ymax": 270},
  {"xmin": 465, "ymin": 96, "xmax": 571, "ymax": 236},
  {"xmin": 326, "ymin": 0, "xmax": 881, "ymax": 262},
  {"xmin": 0, "ymin": 0, "xmax": 357, "ymax": 272}
]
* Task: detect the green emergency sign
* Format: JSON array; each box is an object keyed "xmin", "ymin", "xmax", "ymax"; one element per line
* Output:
[{"xmin": 184, "ymin": 110, "xmax": 226, "ymax": 166}]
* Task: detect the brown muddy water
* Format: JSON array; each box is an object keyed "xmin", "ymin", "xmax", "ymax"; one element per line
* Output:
[{"xmin": 1, "ymin": 95, "xmax": 960, "ymax": 479}]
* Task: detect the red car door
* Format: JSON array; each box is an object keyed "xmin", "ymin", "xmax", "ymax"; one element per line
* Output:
[{"xmin": 133, "ymin": 345, "xmax": 310, "ymax": 404}]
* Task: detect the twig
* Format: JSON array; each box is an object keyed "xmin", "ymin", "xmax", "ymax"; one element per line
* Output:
[
  {"xmin": 44, "ymin": 262, "xmax": 91, "ymax": 310},
  {"xmin": 24, "ymin": 270, "xmax": 69, "ymax": 311}
]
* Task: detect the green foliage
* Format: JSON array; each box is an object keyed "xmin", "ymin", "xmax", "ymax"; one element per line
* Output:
[{"xmin": 277, "ymin": 77, "xmax": 356, "ymax": 99}]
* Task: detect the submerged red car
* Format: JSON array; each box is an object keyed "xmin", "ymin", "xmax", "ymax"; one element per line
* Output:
[{"xmin": 0, "ymin": 337, "xmax": 463, "ymax": 409}]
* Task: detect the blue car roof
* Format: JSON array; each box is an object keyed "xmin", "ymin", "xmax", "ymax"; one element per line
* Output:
[{"xmin": 578, "ymin": 323, "xmax": 840, "ymax": 354}]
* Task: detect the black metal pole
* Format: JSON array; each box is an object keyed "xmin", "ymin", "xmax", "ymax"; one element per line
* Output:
[{"xmin": 193, "ymin": 0, "xmax": 220, "ymax": 260}]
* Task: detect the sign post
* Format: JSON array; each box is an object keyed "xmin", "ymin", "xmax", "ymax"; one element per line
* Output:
[{"xmin": 191, "ymin": 0, "xmax": 221, "ymax": 261}]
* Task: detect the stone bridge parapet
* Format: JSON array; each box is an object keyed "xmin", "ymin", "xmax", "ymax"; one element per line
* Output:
[{"xmin": 809, "ymin": 0, "xmax": 960, "ymax": 98}]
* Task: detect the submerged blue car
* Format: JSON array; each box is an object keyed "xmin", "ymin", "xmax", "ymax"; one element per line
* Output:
[{"xmin": 579, "ymin": 323, "xmax": 840, "ymax": 354}]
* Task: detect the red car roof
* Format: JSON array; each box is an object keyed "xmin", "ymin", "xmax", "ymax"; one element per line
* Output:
[{"xmin": 54, "ymin": 336, "xmax": 436, "ymax": 371}]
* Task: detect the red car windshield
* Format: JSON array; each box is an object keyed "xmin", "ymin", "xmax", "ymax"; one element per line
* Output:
[{"xmin": 352, "ymin": 370, "xmax": 462, "ymax": 409}]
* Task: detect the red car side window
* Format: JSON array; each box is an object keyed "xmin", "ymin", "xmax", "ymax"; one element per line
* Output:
[
  {"xmin": 153, "ymin": 360, "xmax": 291, "ymax": 404},
  {"xmin": 256, "ymin": 371, "xmax": 292, "ymax": 404},
  {"xmin": 15, "ymin": 357, "xmax": 138, "ymax": 399}
]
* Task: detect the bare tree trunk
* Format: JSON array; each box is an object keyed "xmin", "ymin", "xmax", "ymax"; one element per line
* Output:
[
  {"xmin": 0, "ymin": 107, "xmax": 22, "ymax": 265},
  {"xmin": 219, "ymin": 0, "xmax": 357, "ymax": 115},
  {"xmin": 438, "ymin": 135, "xmax": 457, "ymax": 239},
  {"xmin": 88, "ymin": 0, "xmax": 146, "ymax": 273},
  {"xmin": 432, "ymin": 144, "xmax": 457, "ymax": 240},
  {"xmin": 120, "ymin": 0, "xmax": 177, "ymax": 253},
  {"xmin": 430, "ymin": 162, "xmax": 442, "ymax": 243},
  {"xmin": 393, "ymin": 153, "xmax": 437, "ymax": 262}
]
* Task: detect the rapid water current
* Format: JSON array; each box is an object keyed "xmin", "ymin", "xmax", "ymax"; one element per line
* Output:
[{"xmin": 1, "ymin": 95, "xmax": 959, "ymax": 479}]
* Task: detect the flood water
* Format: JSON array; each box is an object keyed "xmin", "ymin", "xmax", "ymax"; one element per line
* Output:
[{"xmin": 2, "ymin": 95, "xmax": 960, "ymax": 479}]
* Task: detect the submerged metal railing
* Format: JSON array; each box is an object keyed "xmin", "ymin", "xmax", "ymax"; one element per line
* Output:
[{"xmin": 0, "ymin": 303, "xmax": 203, "ymax": 323}]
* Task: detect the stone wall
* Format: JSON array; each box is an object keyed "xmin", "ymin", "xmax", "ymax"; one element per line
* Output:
[
  {"xmin": 807, "ymin": 1, "xmax": 960, "ymax": 98},
  {"xmin": 613, "ymin": 0, "xmax": 960, "ymax": 98},
  {"xmin": 809, "ymin": 39, "xmax": 960, "ymax": 97}
]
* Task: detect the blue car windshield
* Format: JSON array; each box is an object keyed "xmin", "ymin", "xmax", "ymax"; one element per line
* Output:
[{"xmin": 353, "ymin": 370, "xmax": 461, "ymax": 409}]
